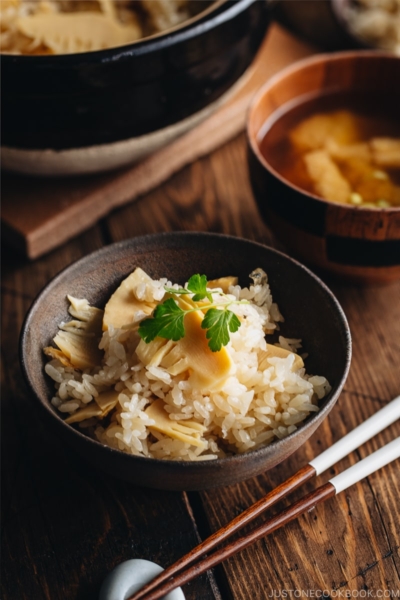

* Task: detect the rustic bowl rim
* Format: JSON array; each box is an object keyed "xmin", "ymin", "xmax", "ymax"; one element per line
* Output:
[
  {"xmin": 247, "ymin": 50, "xmax": 400, "ymax": 215},
  {"xmin": 19, "ymin": 231, "xmax": 352, "ymax": 474},
  {"xmin": 1, "ymin": 0, "xmax": 254, "ymax": 63}
]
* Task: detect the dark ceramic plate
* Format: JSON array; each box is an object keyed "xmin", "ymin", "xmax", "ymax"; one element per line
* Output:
[
  {"xmin": 2, "ymin": 0, "xmax": 270, "ymax": 152},
  {"xmin": 20, "ymin": 232, "xmax": 351, "ymax": 490}
]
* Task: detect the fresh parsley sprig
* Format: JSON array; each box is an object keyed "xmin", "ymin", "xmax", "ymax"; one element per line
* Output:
[
  {"xmin": 138, "ymin": 298, "xmax": 186, "ymax": 343},
  {"xmin": 138, "ymin": 274, "xmax": 247, "ymax": 352},
  {"xmin": 164, "ymin": 273, "xmax": 213, "ymax": 302},
  {"xmin": 201, "ymin": 308, "xmax": 241, "ymax": 351}
]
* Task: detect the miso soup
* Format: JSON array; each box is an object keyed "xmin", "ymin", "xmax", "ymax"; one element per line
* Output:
[{"xmin": 259, "ymin": 91, "xmax": 400, "ymax": 208}]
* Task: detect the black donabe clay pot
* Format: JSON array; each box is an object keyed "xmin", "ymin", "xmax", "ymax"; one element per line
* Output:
[{"xmin": 2, "ymin": 0, "xmax": 270, "ymax": 151}]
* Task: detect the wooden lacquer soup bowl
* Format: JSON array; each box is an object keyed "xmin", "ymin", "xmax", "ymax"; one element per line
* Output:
[
  {"xmin": 20, "ymin": 233, "xmax": 351, "ymax": 491},
  {"xmin": 247, "ymin": 52, "xmax": 400, "ymax": 285}
]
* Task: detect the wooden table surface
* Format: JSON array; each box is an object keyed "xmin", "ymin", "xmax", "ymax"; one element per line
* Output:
[{"xmin": 2, "ymin": 132, "xmax": 399, "ymax": 600}]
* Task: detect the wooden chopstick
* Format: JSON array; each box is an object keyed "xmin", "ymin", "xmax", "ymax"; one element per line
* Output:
[
  {"xmin": 130, "ymin": 482, "xmax": 337, "ymax": 600},
  {"xmin": 131, "ymin": 461, "xmax": 326, "ymax": 597},
  {"xmin": 130, "ymin": 436, "xmax": 400, "ymax": 600},
  {"xmin": 128, "ymin": 397, "xmax": 400, "ymax": 600},
  {"xmin": 128, "ymin": 464, "xmax": 315, "ymax": 600},
  {"xmin": 127, "ymin": 397, "xmax": 400, "ymax": 600}
]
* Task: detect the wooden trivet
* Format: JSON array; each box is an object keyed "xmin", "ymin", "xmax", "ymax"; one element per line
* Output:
[{"xmin": 1, "ymin": 26, "xmax": 316, "ymax": 259}]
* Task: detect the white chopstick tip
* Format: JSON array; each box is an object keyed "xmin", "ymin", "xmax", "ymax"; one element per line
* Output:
[
  {"xmin": 310, "ymin": 396, "xmax": 400, "ymax": 476},
  {"xmin": 329, "ymin": 437, "xmax": 400, "ymax": 495}
]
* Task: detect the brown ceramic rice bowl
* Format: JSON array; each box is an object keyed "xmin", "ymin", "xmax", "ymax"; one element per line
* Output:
[{"xmin": 20, "ymin": 232, "xmax": 351, "ymax": 490}]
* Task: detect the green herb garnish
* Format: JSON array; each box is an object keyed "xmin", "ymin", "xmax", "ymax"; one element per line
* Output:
[
  {"xmin": 138, "ymin": 298, "xmax": 185, "ymax": 343},
  {"xmin": 138, "ymin": 274, "xmax": 247, "ymax": 352},
  {"xmin": 164, "ymin": 274, "xmax": 213, "ymax": 302},
  {"xmin": 201, "ymin": 308, "xmax": 241, "ymax": 352}
]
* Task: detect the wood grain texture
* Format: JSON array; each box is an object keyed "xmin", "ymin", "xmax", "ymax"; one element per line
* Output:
[{"xmin": 2, "ymin": 130, "xmax": 399, "ymax": 600}]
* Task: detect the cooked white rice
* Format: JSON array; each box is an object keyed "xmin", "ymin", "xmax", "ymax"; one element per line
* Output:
[{"xmin": 44, "ymin": 272, "xmax": 331, "ymax": 461}]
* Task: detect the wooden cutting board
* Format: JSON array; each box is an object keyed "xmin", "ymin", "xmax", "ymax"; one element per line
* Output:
[{"xmin": 1, "ymin": 25, "xmax": 317, "ymax": 259}]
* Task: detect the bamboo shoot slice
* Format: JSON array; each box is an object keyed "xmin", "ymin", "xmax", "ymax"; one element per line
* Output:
[
  {"xmin": 167, "ymin": 357, "xmax": 190, "ymax": 376},
  {"xmin": 145, "ymin": 340, "xmax": 175, "ymax": 368},
  {"xmin": 53, "ymin": 330, "xmax": 103, "ymax": 370},
  {"xmin": 207, "ymin": 276, "xmax": 238, "ymax": 293},
  {"xmin": 259, "ymin": 344, "xmax": 304, "ymax": 372},
  {"xmin": 67, "ymin": 296, "xmax": 103, "ymax": 327},
  {"xmin": 65, "ymin": 404, "xmax": 103, "ymax": 424},
  {"xmin": 146, "ymin": 399, "xmax": 207, "ymax": 448},
  {"xmin": 65, "ymin": 389, "xmax": 119, "ymax": 424},
  {"xmin": 94, "ymin": 389, "xmax": 119, "ymax": 413},
  {"xmin": 103, "ymin": 267, "xmax": 157, "ymax": 331},
  {"xmin": 50, "ymin": 297, "xmax": 104, "ymax": 370},
  {"xmin": 43, "ymin": 346, "xmax": 74, "ymax": 368},
  {"xmin": 136, "ymin": 295, "xmax": 233, "ymax": 391},
  {"xmin": 16, "ymin": 12, "xmax": 141, "ymax": 54},
  {"xmin": 136, "ymin": 338, "xmax": 171, "ymax": 367},
  {"xmin": 179, "ymin": 309, "xmax": 233, "ymax": 391}
]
